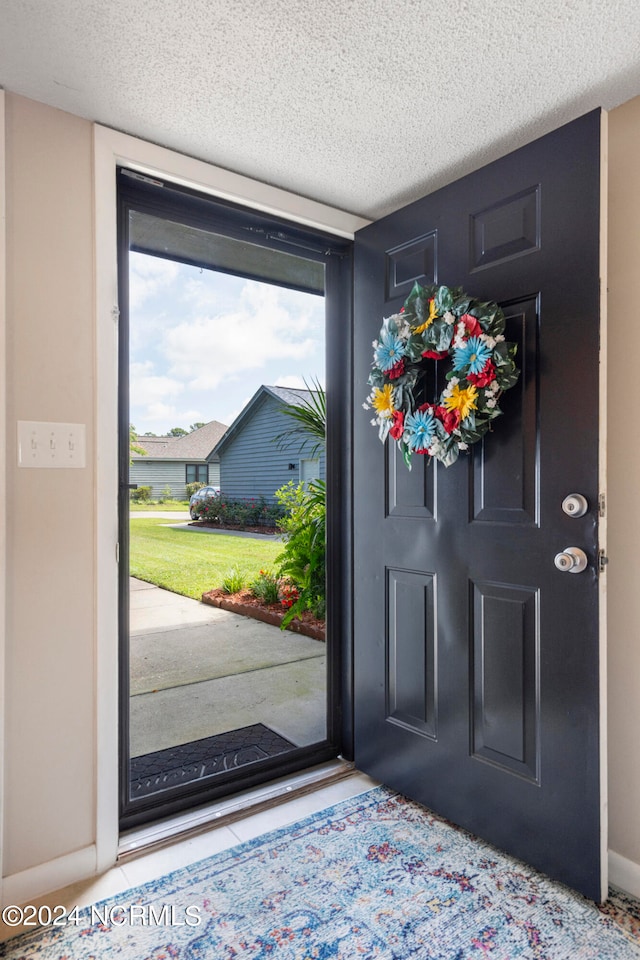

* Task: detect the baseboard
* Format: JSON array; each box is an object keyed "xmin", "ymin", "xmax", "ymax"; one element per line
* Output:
[
  {"xmin": 609, "ymin": 849, "xmax": 640, "ymax": 898},
  {"xmin": 1, "ymin": 845, "xmax": 97, "ymax": 907}
]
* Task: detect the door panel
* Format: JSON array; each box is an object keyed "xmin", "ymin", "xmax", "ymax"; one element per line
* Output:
[
  {"xmin": 471, "ymin": 299, "xmax": 538, "ymax": 524},
  {"xmin": 353, "ymin": 110, "xmax": 603, "ymax": 900},
  {"xmin": 471, "ymin": 580, "xmax": 539, "ymax": 780},
  {"xmin": 386, "ymin": 567, "xmax": 437, "ymax": 739}
]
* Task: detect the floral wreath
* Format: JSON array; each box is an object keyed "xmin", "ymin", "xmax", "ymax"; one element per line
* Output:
[{"xmin": 364, "ymin": 282, "xmax": 520, "ymax": 468}]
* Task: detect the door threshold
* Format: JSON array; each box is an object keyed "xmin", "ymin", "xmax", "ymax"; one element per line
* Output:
[{"xmin": 118, "ymin": 758, "xmax": 355, "ymax": 862}]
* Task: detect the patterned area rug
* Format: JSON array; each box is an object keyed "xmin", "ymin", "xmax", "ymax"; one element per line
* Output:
[
  {"xmin": 129, "ymin": 724, "xmax": 295, "ymax": 798},
  {"xmin": 2, "ymin": 786, "xmax": 640, "ymax": 959}
]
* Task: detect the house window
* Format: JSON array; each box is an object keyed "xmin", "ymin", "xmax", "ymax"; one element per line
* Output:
[
  {"xmin": 300, "ymin": 458, "xmax": 320, "ymax": 485},
  {"xmin": 186, "ymin": 463, "xmax": 208, "ymax": 484}
]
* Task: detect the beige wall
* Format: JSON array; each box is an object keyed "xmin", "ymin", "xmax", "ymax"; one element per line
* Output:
[
  {"xmin": 607, "ymin": 94, "xmax": 640, "ymax": 867},
  {"xmin": 3, "ymin": 94, "xmax": 95, "ymax": 875},
  {"xmin": 2, "ymin": 89, "xmax": 640, "ymax": 895}
]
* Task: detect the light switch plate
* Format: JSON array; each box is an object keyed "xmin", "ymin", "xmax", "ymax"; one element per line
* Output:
[{"xmin": 17, "ymin": 421, "xmax": 86, "ymax": 468}]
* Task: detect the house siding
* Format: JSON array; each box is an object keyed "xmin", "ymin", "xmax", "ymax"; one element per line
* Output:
[
  {"xmin": 215, "ymin": 394, "xmax": 325, "ymax": 503},
  {"xmin": 129, "ymin": 460, "xmax": 219, "ymax": 499}
]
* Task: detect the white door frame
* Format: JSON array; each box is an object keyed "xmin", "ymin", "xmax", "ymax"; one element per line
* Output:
[{"xmin": 93, "ymin": 124, "xmax": 369, "ymax": 870}]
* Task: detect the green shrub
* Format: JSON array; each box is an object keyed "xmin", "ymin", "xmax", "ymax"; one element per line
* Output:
[
  {"xmin": 197, "ymin": 494, "xmax": 285, "ymax": 528},
  {"xmin": 221, "ymin": 567, "xmax": 245, "ymax": 594},
  {"xmin": 249, "ymin": 569, "xmax": 280, "ymax": 604},
  {"xmin": 159, "ymin": 484, "xmax": 173, "ymax": 502},
  {"xmin": 185, "ymin": 481, "xmax": 205, "ymax": 498},
  {"xmin": 275, "ymin": 480, "xmax": 326, "ymax": 625},
  {"xmin": 196, "ymin": 492, "xmax": 222, "ymax": 523},
  {"xmin": 130, "ymin": 485, "xmax": 152, "ymax": 502}
]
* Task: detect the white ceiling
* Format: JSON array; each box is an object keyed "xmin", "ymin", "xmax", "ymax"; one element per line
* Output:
[{"xmin": 2, "ymin": 0, "xmax": 640, "ymax": 219}]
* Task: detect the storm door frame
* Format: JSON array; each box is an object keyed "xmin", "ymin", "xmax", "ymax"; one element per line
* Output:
[{"xmin": 117, "ymin": 169, "xmax": 354, "ymax": 830}]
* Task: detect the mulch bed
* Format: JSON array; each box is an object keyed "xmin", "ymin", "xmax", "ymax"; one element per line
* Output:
[{"xmin": 202, "ymin": 588, "xmax": 325, "ymax": 642}]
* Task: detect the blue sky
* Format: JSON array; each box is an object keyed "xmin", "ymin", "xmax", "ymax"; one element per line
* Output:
[{"xmin": 129, "ymin": 252, "xmax": 325, "ymax": 436}]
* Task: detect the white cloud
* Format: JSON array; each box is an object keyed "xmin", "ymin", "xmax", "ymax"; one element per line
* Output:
[
  {"xmin": 274, "ymin": 374, "xmax": 307, "ymax": 389},
  {"xmin": 130, "ymin": 361, "xmax": 184, "ymax": 406},
  {"xmin": 128, "ymin": 259, "xmax": 326, "ymax": 434},
  {"xmin": 274, "ymin": 373, "xmax": 325, "ymax": 390},
  {"xmin": 161, "ymin": 279, "xmax": 323, "ymax": 390},
  {"xmin": 129, "ymin": 253, "xmax": 180, "ymax": 310},
  {"xmin": 143, "ymin": 402, "xmax": 181, "ymax": 425}
]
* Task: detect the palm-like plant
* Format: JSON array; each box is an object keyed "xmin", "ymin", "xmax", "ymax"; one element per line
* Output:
[
  {"xmin": 274, "ymin": 377, "xmax": 327, "ymax": 625},
  {"xmin": 275, "ymin": 377, "xmax": 325, "ymax": 457}
]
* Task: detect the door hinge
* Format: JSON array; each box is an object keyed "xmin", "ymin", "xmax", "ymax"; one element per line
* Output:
[
  {"xmin": 598, "ymin": 493, "xmax": 606, "ymax": 518},
  {"xmin": 116, "ymin": 542, "xmax": 120, "ymax": 564},
  {"xmin": 598, "ymin": 549, "xmax": 609, "ymax": 574},
  {"xmin": 111, "ymin": 305, "xmax": 120, "ymax": 323}
]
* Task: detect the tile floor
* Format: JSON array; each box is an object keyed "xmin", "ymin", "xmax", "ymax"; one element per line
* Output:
[{"xmin": 0, "ymin": 769, "xmax": 379, "ymax": 944}]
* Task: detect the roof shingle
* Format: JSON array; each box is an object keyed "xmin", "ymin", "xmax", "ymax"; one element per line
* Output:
[{"xmin": 132, "ymin": 420, "xmax": 228, "ymax": 460}]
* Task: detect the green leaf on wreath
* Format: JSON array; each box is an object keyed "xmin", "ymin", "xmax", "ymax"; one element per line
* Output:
[
  {"xmin": 406, "ymin": 339, "xmax": 425, "ymax": 362},
  {"xmin": 433, "ymin": 321, "xmax": 454, "ymax": 352},
  {"xmin": 462, "ymin": 411, "xmax": 476, "ymax": 431},
  {"xmin": 453, "ymin": 295, "xmax": 473, "ymax": 316},
  {"xmin": 435, "ymin": 286, "xmax": 454, "ymax": 313},
  {"xmin": 499, "ymin": 370, "xmax": 520, "ymax": 389}
]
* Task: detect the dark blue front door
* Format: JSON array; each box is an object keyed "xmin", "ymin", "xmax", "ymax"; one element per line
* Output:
[{"xmin": 353, "ymin": 111, "xmax": 604, "ymax": 900}]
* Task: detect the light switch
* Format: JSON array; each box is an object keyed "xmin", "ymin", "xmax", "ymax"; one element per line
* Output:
[{"xmin": 17, "ymin": 421, "xmax": 86, "ymax": 468}]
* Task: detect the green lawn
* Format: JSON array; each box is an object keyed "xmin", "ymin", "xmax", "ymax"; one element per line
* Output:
[
  {"xmin": 129, "ymin": 518, "xmax": 282, "ymax": 599},
  {"xmin": 129, "ymin": 500, "xmax": 189, "ymax": 512}
]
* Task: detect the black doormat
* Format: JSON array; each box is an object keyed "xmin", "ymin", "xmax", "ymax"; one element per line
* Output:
[{"xmin": 129, "ymin": 723, "xmax": 295, "ymax": 798}]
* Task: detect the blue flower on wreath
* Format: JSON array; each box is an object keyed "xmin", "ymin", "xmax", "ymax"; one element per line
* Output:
[
  {"xmin": 375, "ymin": 329, "xmax": 406, "ymax": 373},
  {"xmin": 404, "ymin": 408, "xmax": 436, "ymax": 452},
  {"xmin": 453, "ymin": 337, "xmax": 492, "ymax": 375}
]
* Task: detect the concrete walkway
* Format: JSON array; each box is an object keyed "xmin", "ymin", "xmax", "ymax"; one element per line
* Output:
[
  {"xmin": 129, "ymin": 579, "xmax": 326, "ymax": 758},
  {"xmin": 130, "ymin": 512, "xmax": 281, "ymax": 539}
]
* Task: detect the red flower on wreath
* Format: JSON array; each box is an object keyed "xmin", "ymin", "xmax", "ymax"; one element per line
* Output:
[
  {"xmin": 422, "ymin": 349, "xmax": 448, "ymax": 360},
  {"xmin": 389, "ymin": 410, "xmax": 404, "ymax": 440},
  {"xmin": 434, "ymin": 405, "xmax": 461, "ymax": 434},
  {"xmin": 461, "ymin": 313, "xmax": 483, "ymax": 338},
  {"xmin": 414, "ymin": 402, "xmax": 460, "ymax": 439},
  {"xmin": 467, "ymin": 359, "xmax": 496, "ymax": 388},
  {"xmin": 387, "ymin": 358, "xmax": 405, "ymax": 379}
]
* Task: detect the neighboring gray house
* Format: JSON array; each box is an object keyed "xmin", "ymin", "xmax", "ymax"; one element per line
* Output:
[
  {"xmin": 208, "ymin": 386, "xmax": 325, "ymax": 503},
  {"xmin": 131, "ymin": 420, "xmax": 228, "ymax": 499}
]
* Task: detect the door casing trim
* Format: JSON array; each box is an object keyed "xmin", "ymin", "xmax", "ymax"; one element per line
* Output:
[
  {"xmin": 598, "ymin": 108, "xmax": 609, "ymax": 902},
  {"xmin": 94, "ymin": 123, "xmax": 369, "ymax": 872}
]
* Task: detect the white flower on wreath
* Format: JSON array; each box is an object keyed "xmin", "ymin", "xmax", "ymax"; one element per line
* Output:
[
  {"xmin": 458, "ymin": 442, "xmax": 469, "ymax": 451},
  {"xmin": 487, "ymin": 398, "xmax": 497, "ymax": 408},
  {"xmin": 443, "ymin": 310, "xmax": 455, "ymax": 324},
  {"xmin": 395, "ymin": 317, "xmax": 412, "ymax": 339}
]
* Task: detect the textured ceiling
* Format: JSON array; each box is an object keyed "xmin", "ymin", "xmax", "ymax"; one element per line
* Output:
[{"xmin": 2, "ymin": 0, "xmax": 640, "ymax": 219}]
